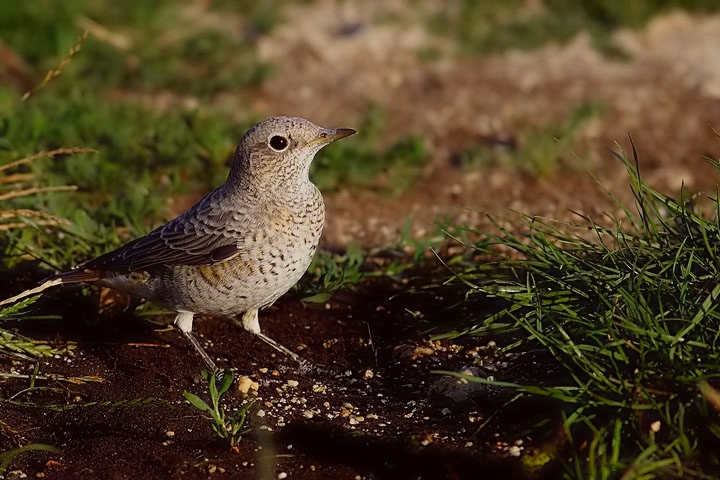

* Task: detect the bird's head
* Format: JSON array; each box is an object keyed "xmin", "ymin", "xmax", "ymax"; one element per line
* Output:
[{"xmin": 229, "ymin": 116, "xmax": 355, "ymax": 190}]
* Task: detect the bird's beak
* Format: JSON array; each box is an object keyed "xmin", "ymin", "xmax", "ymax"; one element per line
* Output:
[{"xmin": 311, "ymin": 127, "xmax": 356, "ymax": 147}]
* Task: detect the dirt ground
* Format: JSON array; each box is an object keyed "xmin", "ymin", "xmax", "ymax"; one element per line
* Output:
[
  {"xmin": 2, "ymin": 269, "xmax": 558, "ymax": 479},
  {"xmin": 3, "ymin": 3, "xmax": 720, "ymax": 479}
]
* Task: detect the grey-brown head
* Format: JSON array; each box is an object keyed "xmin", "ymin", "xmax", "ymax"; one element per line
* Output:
[{"xmin": 228, "ymin": 116, "xmax": 355, "ymax": 191}]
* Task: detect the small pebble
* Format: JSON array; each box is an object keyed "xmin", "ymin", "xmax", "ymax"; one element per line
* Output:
[{"xmin": 237, "ymin": 375, "xmax": 259, "ymax": 394}]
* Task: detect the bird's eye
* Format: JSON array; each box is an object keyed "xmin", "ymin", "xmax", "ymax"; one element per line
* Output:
[{"xmin": 268, "ymin": 135, "xmax": 289, "ymax": 151}]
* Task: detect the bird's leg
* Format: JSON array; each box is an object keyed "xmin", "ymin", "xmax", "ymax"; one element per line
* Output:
[
  {"xmin": 239, "ymin": 309, "xmax": 314, "ymax": 372},
  {"xmin": 175, "ymin": 311, "xmax": 217, "ymax": 372}
]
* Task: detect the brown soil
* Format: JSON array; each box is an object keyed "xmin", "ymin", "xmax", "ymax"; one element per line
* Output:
[
  {"xmin": 2, "ymin": 273, "xmax": 548, "ymax": 480},
  {"xmin": 4, "ymin": 3, "xmax": 720, "ymax": 479}
]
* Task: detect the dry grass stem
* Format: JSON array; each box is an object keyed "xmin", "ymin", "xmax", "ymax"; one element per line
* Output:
[
  {"xmin": 0, "ymin": 186, "xmax": 77, "ymax": 202},
  {"xmin": 0, "ymin": 147, "xmax": 96, "ymax": 173},
  {"xmin": 21, "ymin": 30, "xmax": 89, "ymax": 101}
]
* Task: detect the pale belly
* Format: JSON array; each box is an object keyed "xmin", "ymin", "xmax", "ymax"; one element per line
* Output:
[{"xmin": 161, "ymin": 250, "xmax": 315, "ymax": 316}]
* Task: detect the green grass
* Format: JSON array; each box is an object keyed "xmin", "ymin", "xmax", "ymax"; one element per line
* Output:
[
  {"xmin": 312, "ymin": 106, "xmax": 428, "ymax": 195},
  {"xmin": 433, "ymin": 144, "xmax": 720, "ymax": 478},
  {"xmin": 184, "ymin": 369, "xmax": 254, "ymax": 449},
  {"xmin": 298, "ymin": 246, "xmax": 366, "ymax": 303},
  {"xmin": 0, "ymin": 1, "xmax": 273, "ymax": 96},
  {"xmin": 0, "ymin": 96, "xmax": 237, "ymax": 269},
  {"xmin": 458, "ymin": 102, "xmax": 602, "ymax": 176}
]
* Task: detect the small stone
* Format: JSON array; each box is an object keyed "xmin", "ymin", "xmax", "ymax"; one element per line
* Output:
[{"xmin": 237, "ymin": 375, "xmax": 259, "ymax": 394}]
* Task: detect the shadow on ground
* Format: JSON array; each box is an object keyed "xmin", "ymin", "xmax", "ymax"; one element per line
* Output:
[{"xmin": 0, "ymin": 264, "xmax": 564, "ymax": 479}]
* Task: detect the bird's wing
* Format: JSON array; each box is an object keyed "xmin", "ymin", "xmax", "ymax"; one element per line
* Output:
[{"xmin": 78, "ymin": 188, "xmax": 252, "ymax": 272}]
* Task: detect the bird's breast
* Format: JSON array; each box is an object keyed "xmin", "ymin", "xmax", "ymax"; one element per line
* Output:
[{"xmin": 162, "ymin": 191, "xmax": 325, "ymax": 316}]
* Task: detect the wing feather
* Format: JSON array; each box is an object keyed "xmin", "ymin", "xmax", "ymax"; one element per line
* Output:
[{"xmin": 79, "ymin": 188, "xmax": 252, "ymax": 272}]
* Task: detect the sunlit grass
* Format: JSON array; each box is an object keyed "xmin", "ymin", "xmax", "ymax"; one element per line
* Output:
[{"xmin": 434, "ymin": 144, "xmax": 720, "ymax": 478}]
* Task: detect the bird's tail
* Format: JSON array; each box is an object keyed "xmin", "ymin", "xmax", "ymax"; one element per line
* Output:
[{"xmin": 0, "ymin": 269, "xmax": 100, "ymax": 309}]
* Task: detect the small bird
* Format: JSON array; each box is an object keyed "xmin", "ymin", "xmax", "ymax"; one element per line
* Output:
[{"xmin": 1, "ymin": 116, "xmax": 355, "ymax": 371}]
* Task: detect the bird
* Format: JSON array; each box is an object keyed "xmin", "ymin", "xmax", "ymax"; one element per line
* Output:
[{"xmin": 0, "ymin": 116, "xmax": 356, "ymax": 371}]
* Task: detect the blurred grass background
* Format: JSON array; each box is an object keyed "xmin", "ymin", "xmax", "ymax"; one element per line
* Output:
[{"xmin": 1, "ymin": 0, "xmax": 718, "ymax": 267}]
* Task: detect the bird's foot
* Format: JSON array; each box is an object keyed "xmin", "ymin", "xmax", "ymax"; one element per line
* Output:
[{"xmin": 297, "ymin": 358, "xmax": 333, "ymax": 376}]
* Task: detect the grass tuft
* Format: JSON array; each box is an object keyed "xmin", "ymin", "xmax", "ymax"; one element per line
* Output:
[
  {"xmin": 184, "ymin": 369, "xmax": 254, "ymax": 450},
  {"xmin": 298, "ymin": 246, "xmax": 366, "ymax": 303},
  {"xmin": 435, "ymin": 142, "xmax": 720, "ymax": 477},
  {"xmin": 0, "ymin": 326, "xmax": 75, "ymax": 362}
]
